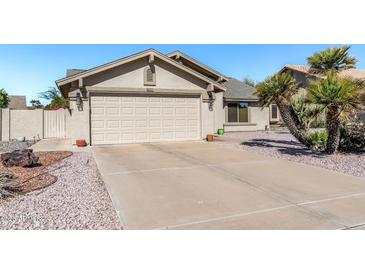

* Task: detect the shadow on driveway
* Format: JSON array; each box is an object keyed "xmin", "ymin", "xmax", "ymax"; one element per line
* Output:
[{"xmin": 241, "ymin": 138, "xmax": 325, "ymax": 158}]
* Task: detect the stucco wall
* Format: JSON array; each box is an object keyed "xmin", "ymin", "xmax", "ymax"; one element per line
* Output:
[
  {"xmin": 0, "ymin": 108, "xmax": 70, "ymax": 141},
  {"xmin": 224, "ymin": 106, "xmax": 270, "ymax": 132},
  {"xmin": 1, "ymin": 109, "xmax": 9, "ymax": 141},
  {"xmin": 201, "ymin": 100, "xmax": 214, "ymax": 137},
  {"xmin": 213, "ymin": 92, "xmax": 225, "ymax": 132},
  {"xmin": 69, "ymin": 96, "xmax": 90, "ymax": 144},
  {"xmin": 10, "ymin": 109, "xmax": 43, "ymax": 140}
]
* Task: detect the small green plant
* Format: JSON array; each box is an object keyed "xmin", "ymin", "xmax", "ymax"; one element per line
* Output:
[
  {"xmin": 0, "ymin": 170, "xmax": 17, "ymax": 198},
  {"xmin": 308, "ymin": 131, "xmax": 328, "ymax": 151},
  {"xmin": 0, "ymin": 88, "xmax": 10, "ymax": 108}
]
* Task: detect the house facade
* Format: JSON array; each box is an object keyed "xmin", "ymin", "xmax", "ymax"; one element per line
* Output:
[
  {"xmin": 56, "ymin": 49, "xmax": 270, "ymax": 145},
  {"xmin": 9, "ymin": 96, "xmax": 27, "ymax": 110}
]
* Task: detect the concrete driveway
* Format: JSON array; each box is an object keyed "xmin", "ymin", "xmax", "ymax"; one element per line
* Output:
[{"xmin": 92, "ymin": 142, "xmax": 365, "ymax": 229}]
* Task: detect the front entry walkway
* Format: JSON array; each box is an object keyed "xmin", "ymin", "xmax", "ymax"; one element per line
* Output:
[
  {"xmin": 92, "ymin": 141, "xmax": 365, "ymax": 229},
  {"xmin": 31, "ymin": 138, "xmax": 87, "ymax": 152}
]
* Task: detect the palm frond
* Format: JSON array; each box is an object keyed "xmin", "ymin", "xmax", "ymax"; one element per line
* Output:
[
  {"xmin": 255, "ymin": 73, "xmax": 299, "ymax": 107},
  {"xmin": 307, "ymin": 46, "xmax": 357, "ymax": 74},
  {"xmin": 307, "ymin": 72, "xmax": 365, "ymax": 122}
]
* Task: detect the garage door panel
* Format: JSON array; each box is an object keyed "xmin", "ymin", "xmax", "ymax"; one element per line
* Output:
[
  {"xmin": 105, "ymin": 132, "xmax": 120, "ymax": 141},
  {"xmin": 175, "ymin": 131, "xmax": 188, "ymax": 138},
  {"xmin": 121, "ymin": 120, "xmax": 134, "ymax": 128},
  {"xmin": 92, "ymin": 107, "xmax": 105, "ymax": 115},
  {"xmin": 149, "ymin": 108, "xmax": 161, "ymax": 115},
  {"xmin": 149, "ymin": 119, "xmax": 162, "ymax": 127},
  {"xmin": 163, "ymin": 108, "xmax": 174, "ymax": 115},
  {"xmin": 106, "ymin": 96, "xmax": 120, "ymax": 103},
  {"xmin": 91, "ymin": 95, "xmax": 200, "ymax": 145},
  {"xmin": 92, "ymin": 120, "xmax": 104, "ymax": 129},
  {"xmin": 135, "ymin": 108, "xmax": 147, "ymax": 115},
  {"xmin": 162, "ymin": 119, "xmax": 174, "ymax": 128},
  {"xmin": 91, "ymin": 96, "xmax": 105, "ymax": 102},
  {"xmin": 106, "ymin": 120, "xmax": 120, "ymax": 129},
  {"xmin": 106, "ymin": 107, "xmax": 119, "ymax": 115},
  {"xmin": 135, "ymin": 120, "xmax": 148, "ymax": 127},
  {"xmin": 122, "ymin": 107, "xmax": 134, "ymax": 114}
]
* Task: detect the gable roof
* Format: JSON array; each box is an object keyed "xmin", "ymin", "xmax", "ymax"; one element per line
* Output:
[
  {"xmin": 56, "ymin": 49, "xmax": 226, "ymax": 92},
  {"xmin": 280, "ymin": 64, "xmax": 365, "ymax": 79},
  {"xmin": 167, "ymin": 50, "xmax": 228, "ymax": 82},
  {"xmin": 66, "ymin": 69, "xmax": 85, "ymax": 77},
  {"xmin": 223, "ymin": 77, "xmax": 258, "ymax": 100}
]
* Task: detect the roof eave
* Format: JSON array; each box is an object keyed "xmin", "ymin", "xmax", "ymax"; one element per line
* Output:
[{"xmin": 166, "ymin": 51, "xmax": 229, "ymax": 82}]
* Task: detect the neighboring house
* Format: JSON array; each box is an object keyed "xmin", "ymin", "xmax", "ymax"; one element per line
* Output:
[
  {"xmin": 56, "ymin": 49, "xmax": 270, "ymax": 145},
  {"xmin": 279, "ymin": 65, "xmax": 365, "ymax": 122},
  {"xmin": 280, "ymin": 65, "xmax": 365, "ymax": 87},
  {"xmin": 9, "ymin": 96, "xmax": 27, "ymax": 110}
]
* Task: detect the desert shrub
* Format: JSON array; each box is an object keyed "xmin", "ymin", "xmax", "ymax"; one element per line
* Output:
[
  {"xmin": 339, "ymin": 123, "xmax": 365, "ymax": 152},
  {"xmin": 308, "ymin": 131, "xmax": 328, "ymax": 151},
  {"xmin": 291, "ymin": 92, "xmax": 324, "ymax": 130}
]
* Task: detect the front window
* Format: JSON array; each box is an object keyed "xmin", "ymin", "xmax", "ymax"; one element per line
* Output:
[
  {"xmin": 271, "ymin": 104, "xmax": 278, "ymax": 119},
  {"xmin": 227, "ymin": 102, "xmax": 249, "ymax": 123}
]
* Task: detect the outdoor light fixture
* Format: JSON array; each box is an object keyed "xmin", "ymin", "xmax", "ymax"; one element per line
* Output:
[
  {"xmin": 208, "ymin": 91, "xmax": 214, "ymax": 111},
  {"xmin": 76, "ymin": 92, "xmax": 82, "ymax": 110}
]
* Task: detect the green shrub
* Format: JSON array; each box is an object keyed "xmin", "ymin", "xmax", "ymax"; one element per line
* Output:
[
  {"xmin": 0, "ymin": 88, "xmax": 10, "ymax": 108},
  {"xmin": 339, "ymin": 123, "xmax": 365, "ymax": 152},
  {"xmin": 308, "ymin": 131, "xmax": 328, "ymax": 151}
]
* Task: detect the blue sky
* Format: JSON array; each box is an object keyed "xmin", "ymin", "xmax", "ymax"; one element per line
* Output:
[{"xmin": 1, "ymin": 44, "xmax": 365, "ymax": 104}]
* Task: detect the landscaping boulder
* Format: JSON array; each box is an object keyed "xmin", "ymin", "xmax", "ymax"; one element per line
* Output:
[{"xmin": 1, "ymin": 149, "xmax": 39, "ymax": 167}]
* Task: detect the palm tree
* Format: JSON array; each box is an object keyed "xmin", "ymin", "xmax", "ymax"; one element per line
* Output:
[
  {"xmin": 308, "ymin": 72, "xmax": 365, "ymax": 154},
  {"xmin": 243, "ymin": 76, "xmax": 256, "ymax": 87},
  {"xmin": 256, "ymin": 73, "xmax": 311, "ymax": 147},
  {"xmin": 307, "ymin": 46, "xmax": 357, "ymax": 74},
  {"xmin": 39, "ymin": 87, "xmax": 69, "ymax": 109}
]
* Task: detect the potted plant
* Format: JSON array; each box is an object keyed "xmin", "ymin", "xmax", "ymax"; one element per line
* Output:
[{"xmin": 76, "ymin": 139, "xmax": 87, "ymax": 147}]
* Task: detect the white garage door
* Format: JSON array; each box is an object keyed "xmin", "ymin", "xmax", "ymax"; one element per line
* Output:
[{"xmin": 90, "ymin": 94, "xmax": 201, "ymax": 145}]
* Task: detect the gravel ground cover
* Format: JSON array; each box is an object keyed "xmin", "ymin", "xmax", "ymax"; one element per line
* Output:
[
  {"xmin": 216, "ymin": 131, "xmax": 365, "ymax": 178},
  {"xmin": 0, "ymin": 151, "xmax": 121, "ymax": 229},
  {"xmin": 0, "ymin": 141, "xmax": 31, "ymax": 153}
]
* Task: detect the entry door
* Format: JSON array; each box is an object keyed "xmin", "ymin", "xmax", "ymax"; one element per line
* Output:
[{"xmin": 90, "ymin": 94, "xmax": 201, "ymax": 145}]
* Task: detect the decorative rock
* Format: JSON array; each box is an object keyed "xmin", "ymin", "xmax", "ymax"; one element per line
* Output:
[{"xmin": 1, "ymin": 149, "xmax": 39, "ymax": 167}]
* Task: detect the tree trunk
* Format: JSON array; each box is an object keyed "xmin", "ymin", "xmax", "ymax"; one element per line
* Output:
[
  {"xmin": 275, "ymin": 99, "xmax": 311, "ymax": 147},
  {"xmin": 325, "ymin": 106, "xmax": 341, "ymax": 154}
]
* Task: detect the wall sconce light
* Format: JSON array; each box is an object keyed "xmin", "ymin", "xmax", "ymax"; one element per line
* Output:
[
  {"xmin": 208, "ymin": 91, "xmax": 214, "ymax": 111},
  {"xmin": 76, "ymin": 92, "xmax": 83, "ymax": 111}
]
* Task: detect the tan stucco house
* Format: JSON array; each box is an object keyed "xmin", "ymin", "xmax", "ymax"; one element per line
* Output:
[{"xmin": 56, "ymin": 49, "xmax": 270, "ymax": 145}]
